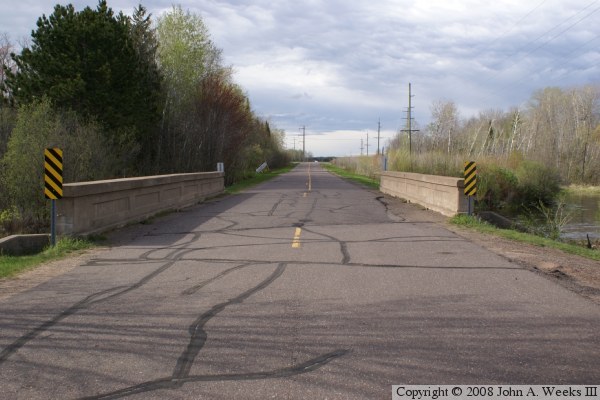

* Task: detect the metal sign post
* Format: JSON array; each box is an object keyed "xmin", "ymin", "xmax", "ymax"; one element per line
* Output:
[
  {"xmin": 51, "ymin": 200, "xmax": 56, "ymax": 246},
  {"xmin": 464, "ymin": 161, "xmax": 477, "ymax": 216},
  {"xmin": 44, "ymin": 148, "xmax": 63, "ymax": 247}
]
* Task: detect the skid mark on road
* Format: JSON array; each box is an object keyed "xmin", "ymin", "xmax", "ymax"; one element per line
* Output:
[
  {"xmin": 0, "ymin": 227, "xmax": 351, "ymax": 399},
  {"xmin": 81, "ymin": 349, "xmax": 350, "ymax": 400},
  {"xmin": 81, "ymin": 262, "xmax": 351, "ymax": 399},
  {"xmin": 1, "ymin": 163, "xmax": 474, "ymax": 398},
  {"xmin": 0, "ymin": 233, "xmax": 204, "ymax": 366},
  {"xmin": 302, "ymin": 227, "xmax": 351, "ymax": 264},
  {"xmin": 0, "ymin": 285, "xmax": 127, "ymax": 363},
  {"xmin": 173, "ymin": 263, "xmax": 287, "ymax": 380},
  {"xmin": 267, "ymin": 194, "xmax": 286, "ymax": 216},
  {"xmin": 177, "ymin": 257, "xmax": 523, "ymax": 271},
  {"xmin": 306, "ymin": 197, "xmax": 318, "ymax": 220},
  {"xmin": 181, "ymin": 263, "xmax": 252, "ymax": 295}
]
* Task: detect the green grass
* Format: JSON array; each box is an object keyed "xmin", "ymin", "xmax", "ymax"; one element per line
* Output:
[
  {"xmin": 563, "ymin": 185, "xmax": 600, "ymax": 195},
  {"xmin": 450, "ymin": 214, "xmax": 600, "ymax": 261},
  {"xmin": 322, "ymin": 163, "xmax": 380, "ymax": 189},
  {"xmin": 0, "ymin": 237, "xmax": 94, "ymax": 279},
  {"xmin": 225, "ymin": 164, "xmax": 296, "ymax": 194}
]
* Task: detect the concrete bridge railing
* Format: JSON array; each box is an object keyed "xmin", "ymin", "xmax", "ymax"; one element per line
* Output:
[
  {"xmin": 380, "ymin": 171, "xmax": 468, "ymax": 216},
  {"xmin": 57, "ymin": 172, "xmax": 224, "ymax": 236}
]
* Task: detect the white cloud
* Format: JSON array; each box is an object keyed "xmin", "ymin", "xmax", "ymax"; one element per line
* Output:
[{"xmin": 1, "ymin": 0, "xmax": 599, "ymax": 155}]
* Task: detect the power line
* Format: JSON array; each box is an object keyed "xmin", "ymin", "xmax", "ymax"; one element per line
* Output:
[
  {"xmin": 516, "ymin": 2, "xmax": 600, "ymax": 61},
  {"xmin": 479, "ymin": 0, "xmax": 600, "ymax": 94},
  {"xmin": 442, "ymin": 0, "xmax": 551, "ymax": 98},
  {"xmin": 475, "ymin": 0, "xmax": 549, "ymax": 56},
  {"xmin": 434, "ymin": 0, "xmax": 597, "ymax": 121},
  {"xmin": 490, "ymin": 32, "xmax": 600, "ymax": 98},
  {"xmin": 556, "ymin": 45, "xmax": 600, "ymax": 77}
]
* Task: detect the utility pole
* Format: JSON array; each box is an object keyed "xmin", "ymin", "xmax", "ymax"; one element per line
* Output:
[
  {"xmin": 292, "ymin": 136, "xmax": 296, "ymax": 151},
  {"xmin": 300, "ymin": 126, "xmax": 306, "ymax": 161},
  {"xmin": 366, "ymin": 131, "xmax": 370, "ymax": 156},
  {"xmin": 360, "ymin": 138, "xmax": 364, "ymax": 155},
  {"xmin": 377, "ymin": 118, "xmax": 381, "ymax": 155},
  {"xmin": 401, "ymin": 82, "xmax": 419, "ymax": 155}
]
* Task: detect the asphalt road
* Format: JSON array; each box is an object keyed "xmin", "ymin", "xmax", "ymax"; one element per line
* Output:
[{"xmin": 1, "ymin": 162, "xmax": 599, "ymax": 399}]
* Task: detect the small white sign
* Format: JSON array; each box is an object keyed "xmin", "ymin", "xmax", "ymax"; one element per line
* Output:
[{"xmin": 256, "ymin": 162, "xmax": 268, "ymax": 173}]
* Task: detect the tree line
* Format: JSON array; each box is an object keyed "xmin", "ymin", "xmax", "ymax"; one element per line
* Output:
[
  {"xmin": 387, "ymin": 84, "xmax": 600, "ymax": 212},
  {"xmin": 0, "ymin": 1, "xmax": 289, "ymax": 234}
]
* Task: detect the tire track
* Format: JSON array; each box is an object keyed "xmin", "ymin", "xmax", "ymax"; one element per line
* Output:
[
  {"xmin": 301, "ymin": 227, "xmax": 351, "ymax": 264},
  {"xmin": 172, "ymin": 263, "xmax": 287, "ymax": 380},
  {"xmin": 181, "ymin": 263, "xmax": 252, "ymax": 295},
  {"xmin": 0, "ymin": 234, "xmax": 204, "ymax": 365},
  {"xmin": 81, "ymin": 349, "xmax": 350, "ymax": 400}
]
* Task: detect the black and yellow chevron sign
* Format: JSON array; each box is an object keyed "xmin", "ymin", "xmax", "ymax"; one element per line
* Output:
[
  {"xmin": 44, "ymin": 148, "xmax": 63, "ymax": 199},
  {"xmin": 464, "ymin": 161, "xmax": 477, "ymax": 196}
]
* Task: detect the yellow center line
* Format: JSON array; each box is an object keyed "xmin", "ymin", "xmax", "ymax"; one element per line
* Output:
[
  {"xmin": 308, "ymin": 163, "xmax": 312, "ymax": 191},
  {"xmin": 292, "ymin": 227, "xmax": 302, "ymax": 248},
  {"xmin": 302, "ymin": 163, "xmax": 311, "ymax": 198}
]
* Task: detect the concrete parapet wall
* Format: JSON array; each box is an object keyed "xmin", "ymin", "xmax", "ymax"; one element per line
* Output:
[
  {"xmin": 380, "ymin": 171, "xmax": 468, "ymax": 216},
  {"xmin": 57, "ymin": 172, "xmax": 224, "ymax": 235}
]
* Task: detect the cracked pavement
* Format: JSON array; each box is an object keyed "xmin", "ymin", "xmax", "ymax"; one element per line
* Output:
[{"xmin": 1, "ymin": 162, "xmax": 599, "ymax": 399}]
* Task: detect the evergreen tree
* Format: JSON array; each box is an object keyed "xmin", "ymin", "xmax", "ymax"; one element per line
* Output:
[
  {"xmin": 4, "ymin": 1, "xmax": 161, "ymax": 147},
  {"xmin": 129, "ymin": 4, "xmax": 162, "ymax": 169}
]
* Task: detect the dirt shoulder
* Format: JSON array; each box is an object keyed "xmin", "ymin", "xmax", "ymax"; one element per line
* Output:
[
  {"xmin": 0, "ymin": 248, "xmax": 106, "ymax": 301},
  {"xmin": 447, "ymin": 225, "xmax": 600, "ymax": 304}
]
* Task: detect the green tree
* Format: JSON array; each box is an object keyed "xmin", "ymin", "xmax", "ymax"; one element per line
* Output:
[
  {"xmin": 2, "ymin": 98, "xmax": 133, "ymax": 230},
  {"xmin": 154, "ymin": 5, "xmax": 290, "ymax": 181},
  {"xmin": 129, "ymin": 4, "xmax": 162, "ymax": 170},
  {"xmin": 157, "ymin": 5, "xmax": 221, "ymax": 104},
  {"xmin": 156, "ymin": 5, "xmax": 223, "ymax": 171},
  {"xmin": 4, "ymin": 1, "xmax": 160, "ymax": 150}
]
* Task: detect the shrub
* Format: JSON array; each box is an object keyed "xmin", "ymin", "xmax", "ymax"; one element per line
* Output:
[
  {"xmin": 1, "ymin": 98, "xmax": 129, "ymax": 233},
  {"xmin": 514, "ymin": 161, "xmax": 562, "ymax": 208},
  {"xmin": 477, "ymin": 164, "xmax": 518, "ymax": 211},
  {"xmin": 0, "ymin": 205, "xmax": 21, "ymax": 237},
  {"xmin": 0, "ymin": 107, "xmax": 17, "ymax": 159},
  {"xmin": 267, "ymin": 149, "xmax": 290, "ymax": 169}
]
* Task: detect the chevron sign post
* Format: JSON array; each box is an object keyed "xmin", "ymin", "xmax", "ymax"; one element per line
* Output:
[
  {"xmin": 464, "ymin": 161, "xmax": 477, "ymax": 216},
  {"xmin": 44, "ymin": 148, "xmax": 63, "ymax": 246}
]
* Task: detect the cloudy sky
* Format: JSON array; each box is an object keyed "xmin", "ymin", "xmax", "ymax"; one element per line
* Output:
[{"xmin": 1, "ymin": 0, "xmax": 599, "ymax": 156}]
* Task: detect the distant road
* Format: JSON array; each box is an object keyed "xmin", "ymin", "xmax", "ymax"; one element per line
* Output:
[{"xmin": 1, "ymin": 162, "xmax": 598, "ymax": 399}]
